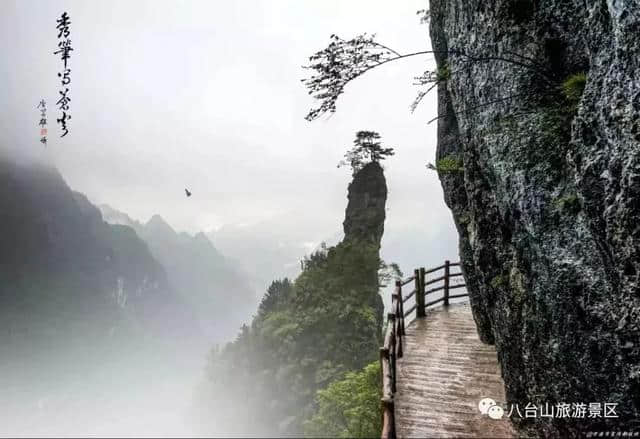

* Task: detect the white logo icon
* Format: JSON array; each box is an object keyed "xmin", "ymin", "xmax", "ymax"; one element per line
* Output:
[
  {"xmin": 478, "ymin": 397, "xmax": 504, "ymax": 419},
  {"xmin": 488, "ymin": 405, "xmax": 505, "ymax": 419},
  {"xmin": 478, "ymin": 397, "xmax": 496, "ymax": 414}
]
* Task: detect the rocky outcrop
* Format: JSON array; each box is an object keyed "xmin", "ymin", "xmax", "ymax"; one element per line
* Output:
[
  {"xmin": 429, "ymin": 1, "xmax": 639, "ymax": 436},
  {"xmin": 343, "ymin": 161, "xmax": 388, "ymax": 247},
  {"xmin": 341, "ymin": 161, "xmax": 388, "ymax": 341}
]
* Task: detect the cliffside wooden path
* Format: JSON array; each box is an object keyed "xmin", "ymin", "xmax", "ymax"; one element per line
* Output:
[{"xmin": 380, "ymin": 261, "xmax": 515, "ymax": 438}]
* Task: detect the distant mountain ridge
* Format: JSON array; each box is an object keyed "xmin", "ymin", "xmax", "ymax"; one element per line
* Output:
[
  {"xmin": 100, "ymin": 205, "xmax": 258, "ymax": 343},
  {"xmin": 0, "ymin": 156, "xmax": 201, "ymax": 355},
  {"xmin": 208, "ymin": 220, "xmax": 343, "ymax": 296},
  {"xmin": 0, "ymin": 155, "xmax": 226, "ymax": 437}
]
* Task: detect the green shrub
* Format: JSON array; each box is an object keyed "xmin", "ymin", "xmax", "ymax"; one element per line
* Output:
[
  {"xmin": 436, "ymin": 63, "xmax": 451, "ymax": 82},
  {"xmin": 303, "ymin": 361, "xmax": 381, "ymax": 438},
  {"xmin": 490, "ymin": 275, "xmax": 507, "ymax": 289},
  {"xmin": 458, "ymin": 212, "xmax": 471, "ymax": 226},
  {"xmin": 433, "ymin": 155, "xmax": 463, "ymax": 174},
  {"xmin": 553, "ymin": 193, "xmax": 581, "ymax": 214},
  {"xmin": 562, "ymin": 73, "xmax": 587, "ymax": 105}
]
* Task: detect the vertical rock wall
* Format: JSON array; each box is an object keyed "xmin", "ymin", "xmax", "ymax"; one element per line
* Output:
[
  {"xmin": 343, "ymin": 161, "xmax": 388, "ymax": 247},
  {"xmin": 343, "ymin": 161, "xmax": 388, "ymax": 338},
  {"xmin": 429, "ymin": 1, "xmax": 640, "ymax": 436}
]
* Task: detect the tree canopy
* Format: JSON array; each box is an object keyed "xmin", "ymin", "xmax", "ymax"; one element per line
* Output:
[
  {"xmin": 338, "ymin": 131, "xmax": 395, "ymax": 175},
  {"xmin": 196, "ymin": 239, "xmax": 387, "ymax": 436},
  {"xmin": 303, "ymin": 360, "xmax": 382, "ymax": 438},
  {"xmin": 302, "ymin": 11, "xmax": 558, "ymax": 123}
]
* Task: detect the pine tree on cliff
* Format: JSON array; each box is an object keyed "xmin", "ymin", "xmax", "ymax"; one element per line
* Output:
[
  {"xmin": 301, "ymin": 24, "xmax": 558, "ymax": 123},
  {"xmin": 338, "ymin": 130, "xmax": 395, "ymax": 176}
]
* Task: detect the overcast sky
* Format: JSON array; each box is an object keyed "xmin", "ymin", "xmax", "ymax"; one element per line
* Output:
[{"xmin": 1, "ymin": 0, "xmax": 458, "ymax": 270}]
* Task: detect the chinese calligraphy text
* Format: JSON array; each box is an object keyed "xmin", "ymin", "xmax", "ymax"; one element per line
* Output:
[{"xmin": 54, "ymin": 12, "xmax": 72, "ymax": 138}]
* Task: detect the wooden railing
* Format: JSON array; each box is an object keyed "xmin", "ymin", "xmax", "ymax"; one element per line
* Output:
[{"xmin": 380, "ymin": 260, "xmax": 468, "ymax": 439}]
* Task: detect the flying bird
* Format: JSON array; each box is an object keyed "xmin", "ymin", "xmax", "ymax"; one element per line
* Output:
[{"xmin": 185, "ymin": 188, "xmax": 192, "ymax": 197}]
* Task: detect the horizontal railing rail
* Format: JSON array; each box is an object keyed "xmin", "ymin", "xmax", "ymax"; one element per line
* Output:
[
  {"xmin": 402, "ymin": 289, "xmax": 416, "ymax": 303},
  {"xmin": 380, "ymin": 259, "xmax": 468, "ymax": 439},
  {"xmin": 399, "ymin": 275, "xmax": 415, "ymax": 287}
]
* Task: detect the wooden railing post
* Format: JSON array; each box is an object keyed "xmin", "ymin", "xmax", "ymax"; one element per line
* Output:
[
  {"xmin": 416, "ymin": 267, "xmax": 426, "ymax": 318},
  {"xmin": 396, "ymin": 279, "xmax": 405, "ymax": 336},
  {"xmin": 388, "ymin": 312, "xmax": 396, "ymax": 394},
  {"xmin": 380, "ymin": 346, "xmax": 395, "ymax": 439},
  {"xmin": 413, "ymin": 269, "xmax": 420, "ymax": 315},
  {"xmin": 444, "ymin": 260, "xmax": 450, "ymax": 307},
  {"xmin": 391, "ymin": 291, "xmax": 403, "ymax": 359},
  {"xmin": 379, "ymin": 346, "xmax": 388, "ymax": 425}
]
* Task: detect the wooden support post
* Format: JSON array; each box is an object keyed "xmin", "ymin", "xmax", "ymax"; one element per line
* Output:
[
  {"xmin": 444, "ymin": 259, "xmax": 450, "ymax": 307},
  {"xmin": 379, "ymin": 358, "xmax": 383, "ymax": 430},
  {"xmin": 380, "ymin": 397, "xmax": 395, "ymax": 439},
  {"xmin": 388, "ymin": 312, "xmax": 396, "ymax": 394},
  {"xmin": 413, "ymin": 269, "xmax": 420, "ymax": 317},
  {"xmin": 396, "ymin": 280, "xmax": 405, "ymax": 336},
  {"xmin": 380, "ymin": 344, "xmax": 392, "ymax": 399},
  {"xmin": 396, "ymin": 306, "xmax": 403, "ymax": 360},
  {"xmin": 417, "ymin": 267, "xmax": 426, "ymax": 318},
  {"xmin": 380, "ymin": 346, "xmax": 395, "ymax": 439},
  {"xmin": 381, "ymin": 400, "xmax": 395, "ymax": 439},
  {"xmin": 391, "ymin": 294, "xmax": 402, "ymax": 358}
]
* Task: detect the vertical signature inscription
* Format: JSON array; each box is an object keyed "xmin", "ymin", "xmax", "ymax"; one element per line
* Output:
[{"xmin": 37, "ymin": 99, "xmax": 47, "ymax": 145}]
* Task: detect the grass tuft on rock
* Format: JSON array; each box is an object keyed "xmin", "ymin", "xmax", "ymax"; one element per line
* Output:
[{"xmin": 562, "ymin": 73, "xmax": 587, "ymax": 105}]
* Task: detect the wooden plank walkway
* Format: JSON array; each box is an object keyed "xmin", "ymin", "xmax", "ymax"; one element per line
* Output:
[{"xmin": 394, "ymin": 302, "xmax": 515, "ymax": 438}]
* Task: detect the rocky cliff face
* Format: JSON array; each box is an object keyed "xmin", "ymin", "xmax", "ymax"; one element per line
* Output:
[
  {"xmin": 429, "ymin": 1, "xmax": 639, "ymax": 436},
  {"xmin": 343, "ymin": 161, "xmax": 388, "ymax": 247}
]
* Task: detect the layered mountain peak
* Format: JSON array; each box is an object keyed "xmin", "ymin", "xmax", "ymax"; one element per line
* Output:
[
  {"xmin": 99, "ymin": 203, "xmax": 138, "ymax": 227},
  {"xmin": 146, "ymin": 214, "xmax": 175, "ymax": 235},
  {"xmin": 0, "ymin": 156, "xmax": 200, "ymax": 346},
  {"xmin": 193, "ymin": 231, "xmax": 209, "ymax": 242},
  {"xmin": 99, "ymin": 205, "xmax": 256, "ymax": 342}
]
